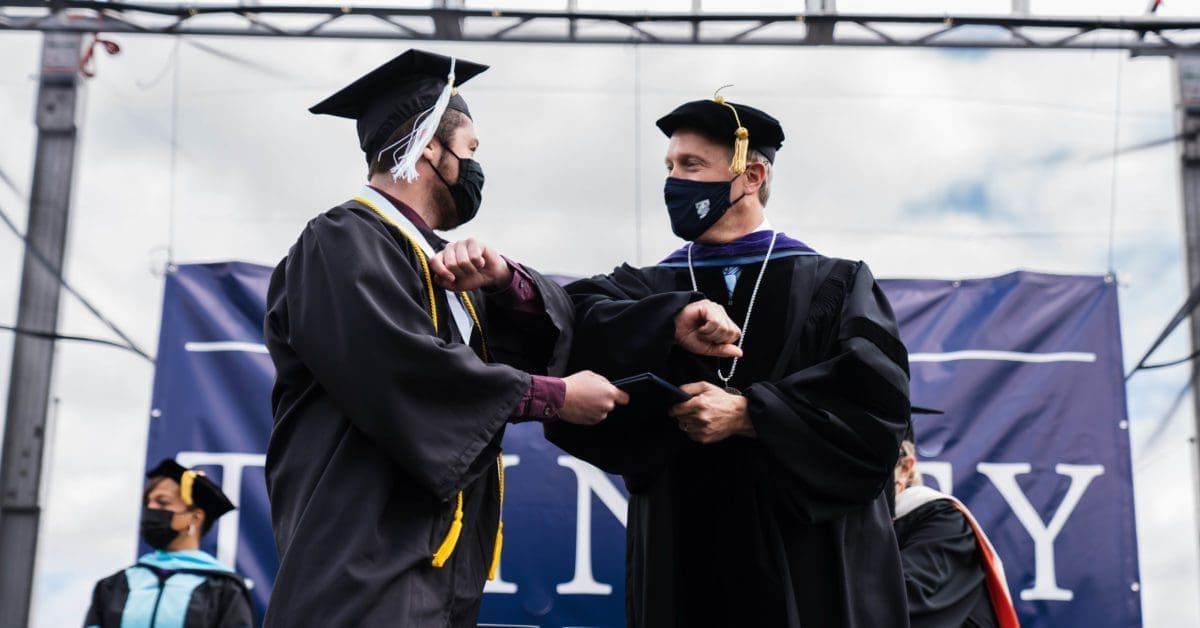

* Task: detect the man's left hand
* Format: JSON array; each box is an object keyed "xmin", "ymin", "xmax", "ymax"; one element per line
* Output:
[
  {"xmin": 430, "ymin": 238, "xmax": 513, "ymax": 291},
  {"xmin": 669, "ymin": 382, "xmax": 756, "ymax": 444}
]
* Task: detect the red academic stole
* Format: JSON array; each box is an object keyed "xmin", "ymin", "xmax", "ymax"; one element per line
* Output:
[{"xmin": 895, "ymin": 486, "xmax": 1021, "ymax": 628}]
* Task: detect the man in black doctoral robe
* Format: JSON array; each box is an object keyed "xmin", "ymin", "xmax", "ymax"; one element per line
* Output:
[
  {"xmin": 262, "ymin": 49, "xmax": 627, "ymax": 627},
  {"xmin": 547, "ymin": 94, "xmax": 913, "ymax": 627}
]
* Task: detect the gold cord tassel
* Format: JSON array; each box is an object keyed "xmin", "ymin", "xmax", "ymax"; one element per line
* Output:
[
  {"xmin": 431, "ymin": 491, "xmax": 465, "ymax": 568},
  {"xmin": 714, "ymin": 90, "xmax": 749, "ymax": 176},
  {"xmin": 487, "ymin": 455, "xmax": 505, "ymax": 580},
  {"xmin": 488, "ymin": 522, "xmax": 504, "ymax": 580},
  {"xmin": 731, "ymin": 126, "xmax": 749, "ymax": 176},
  {"xmin": 180, "ymin": 470, "xmax": 201, "ymax": 506}
]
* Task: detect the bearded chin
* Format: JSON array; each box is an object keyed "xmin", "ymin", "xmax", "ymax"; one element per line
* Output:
[
  {"xmin": 432, "ymin": 155, "xmax": 461, "ymax": 230},
  {"xmin": 432, "ymin": 187, "xmax": 459, "ymax": 230}
]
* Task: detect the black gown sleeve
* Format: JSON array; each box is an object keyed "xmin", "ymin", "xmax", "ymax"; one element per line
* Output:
[
  {"xmin": 83, "ymin": 583, "xmax": 102, "ymax": 628},
  {"xmin": 894, "ymin": 500, "xmax": 994, "ymax": 628},
  {"xmin": 481, "ymin": 266, "xmax": 573, "ymax": 378},
  {"xmin": 206, "ymin": 575, "xmax": 255, "ymax": 628},
  {"xmin": 545, "ymin": 265, "xmax": 701, "ymax": 476},
  {"xmin": 745, "ymin": 261, "xmax": 911, "ymax": 522},
  {"xmin": 270, "ymin": 206, "xmax": 531, "ymax": 501},
  {"xmin": 83, "ymin": 573, "xmax": 123, "ymax": 628},
  {"xmin": 565, "ymin": 264, "xmax": 702, "ymax": 377}
]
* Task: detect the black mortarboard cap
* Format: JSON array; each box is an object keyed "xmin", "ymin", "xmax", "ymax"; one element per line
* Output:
[
  {"xmin": 146, "ymin": 459, "xmax": 236, "ymax": 523},
  {"xmin": 310, "ymin": 49, "xmax": 489, "ymax": 163},
  {"xmin": 656, "ymin": 97, "xmax": 785, "ymax": 166},
  {"xmin": 905, "ymin": 406, "xmax": 944, "ymax": 443}
]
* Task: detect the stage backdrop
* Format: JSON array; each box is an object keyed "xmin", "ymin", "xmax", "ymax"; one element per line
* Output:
[{"xmin": 144, "ymin": 262, "xmax": 1140, "ymax": 628}]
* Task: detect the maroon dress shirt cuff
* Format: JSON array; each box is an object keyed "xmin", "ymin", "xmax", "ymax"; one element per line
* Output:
[
  {"xmin": 509, "ymin": 375, "xmax": 567, "ymax": 423},
  {"xmin": 486, "ymin": 260, "xmax": 541, "ymax": 313}
]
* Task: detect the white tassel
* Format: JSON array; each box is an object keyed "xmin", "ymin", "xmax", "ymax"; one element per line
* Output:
[{"xmin": 383, "ymin": 58, "xmax": 457, "ymax": 183}]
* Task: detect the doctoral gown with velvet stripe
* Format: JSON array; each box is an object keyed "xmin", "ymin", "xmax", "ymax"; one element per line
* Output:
[
  {"xmin": 84, "ymin": 550, "xmax": 253, "ymax": 628},
  {"xmin": 547, "ymin": 254, "xmax": 912, "ymax": 628}
]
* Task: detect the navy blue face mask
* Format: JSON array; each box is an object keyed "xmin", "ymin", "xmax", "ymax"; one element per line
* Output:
[{"xmin": 664, "ymin": 175, "xmax": 746, "ymax": 241}]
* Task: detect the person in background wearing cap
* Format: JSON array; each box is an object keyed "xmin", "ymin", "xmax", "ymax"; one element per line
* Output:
[
  {"xmin": 547, "ymin": 92, "xmax": 912, "ymax": 627},
  {"xmin": 262, "ymin": 49, "xmax": 627, "ymax": 627},
  {"xmin": 84, "ymin": 459, "xmax": 253, "ymax": 627},
  {"xmin": 894, "ymin": 439, "xmax": 1021, "ymax": 628}
]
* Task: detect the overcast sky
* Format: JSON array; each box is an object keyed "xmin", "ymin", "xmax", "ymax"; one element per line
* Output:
[{"xmin": 2, "ymin": 0, "xmax": 1200, "ymax": 626}]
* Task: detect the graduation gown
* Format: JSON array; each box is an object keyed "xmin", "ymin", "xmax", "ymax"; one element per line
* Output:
[
  {"xmin": 547, "ymin": 252, "xmax": 912, "ymax": 628},
  {"xmin": 84, "ymin": 550, "xmax": 253, "ymax": 628},
  {"xmin": 263, "ymin": 198, "xmax": 572, "ymax": 627},
  {"xmin": 893, "ymin": 499, "xmax": 998, "ymax": 628},
  {"xmin": 893, "ymin": 484, "xmax": 1019, "ymax": 628}
]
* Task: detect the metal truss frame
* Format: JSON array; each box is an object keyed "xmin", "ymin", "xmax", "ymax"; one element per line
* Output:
[{"xmin": 1, "ymin": 1, "xmax": 1199, "ymax": 51}]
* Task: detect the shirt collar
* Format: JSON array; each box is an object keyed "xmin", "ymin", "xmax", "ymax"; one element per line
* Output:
[{"xmin": 367, "ymin": 185, "xmax": 434, "ymax": 233}]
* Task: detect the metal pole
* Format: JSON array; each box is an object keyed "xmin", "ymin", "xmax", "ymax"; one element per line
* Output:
[
  {"xmin": 805, "ymin": 0, "xmax": 836, "ymax": 45},
  {"xmin": 0, "ymin": 31, "xmax": 82, "ymax": 628},
  {"xmin": 1176, "ymin": 54, "xmax": 1200, "ymax": 604},
  {"xmin": 433, "ymin": 0, "xmax": 464, "ymax": 41}
]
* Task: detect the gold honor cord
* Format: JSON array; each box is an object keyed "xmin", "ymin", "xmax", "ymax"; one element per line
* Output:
[
  {"xmin": 354, "ymin": 196, "xmax": 439, "ymax": 327},
  {"xmin": 354, "ymin": 196, "xmax": 504, "ymax": 575},
  {"xmin": 431, "ymin": 491, "xmax": 465, "ymax": 568},
  {"xmin": 488, "ymin": 455, "xmax": 505, "ymax": 580}
]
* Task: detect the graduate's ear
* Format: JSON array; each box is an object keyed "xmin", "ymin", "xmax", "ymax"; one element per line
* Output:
[
  {"xmin": 422, "ymin": 136, "xmax": 442, "ymax": 164},
  {"xmin": 188, "ymin": 508, "xmax": 206, "ymax": 536}
]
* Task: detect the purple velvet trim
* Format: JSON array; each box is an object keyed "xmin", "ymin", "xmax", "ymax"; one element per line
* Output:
[{"xmin": 660, "ymin": 230, "xmax": 814, "ymax": 264}]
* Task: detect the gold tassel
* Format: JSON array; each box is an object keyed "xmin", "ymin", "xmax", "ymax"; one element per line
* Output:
[
  {"xmin": 487, "ymin": 455, "xmax": 505, "ymax": 580},
  {"xmin": 731, "ymin": 126, "xmax": 749, "ymax": 176},
  {"xmin": 714, "ymin": 91, "xmax": 749, "ymax": 175},
  {"xmin": 431, "ymin": 491, "xmax": 465, "ymax": 568},
  {"xmin": 179, "ymin": 470, "xmax": 202, "ymax": 506},
  {"xmin": 488, "ymin": 522, "xmax": 504, "ymax": 580}
]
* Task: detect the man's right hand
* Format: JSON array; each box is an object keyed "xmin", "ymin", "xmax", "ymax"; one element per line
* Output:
[
  {"xmin": 674, "ymin": 300, "xmax": 742, "ymax": 359},
  {"xmin": 559, "ymin": 371, "xmax": 630, "ymax": 426}
]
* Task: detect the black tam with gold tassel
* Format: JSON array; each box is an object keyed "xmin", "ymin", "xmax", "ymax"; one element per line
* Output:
[{"xmin": 655, "ymin": 91, "xmax": 786, "ymax": 170}]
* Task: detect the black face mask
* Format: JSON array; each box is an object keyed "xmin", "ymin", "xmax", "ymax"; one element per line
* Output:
[
  {"xmin": 664, "ymin": 175, "xmax": 746, "ymax": 241},
  {"xmin": 429, "ymin": 149, "xmax": 485, "ymax": 227},
  {"xmin": 140, "ymin": 507, "xmax": 181, "ymax": 550}
]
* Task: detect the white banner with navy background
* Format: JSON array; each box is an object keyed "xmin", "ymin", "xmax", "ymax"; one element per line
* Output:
[{"xmin": 144, "ymin": 262, "xmax": 1140, "ymax": 627}]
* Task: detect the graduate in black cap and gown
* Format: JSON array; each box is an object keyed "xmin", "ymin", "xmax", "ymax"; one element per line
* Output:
[
  {"xmin": 262, "ymin": 49, "xmax": 627, "ymax": 627},
  {"xmin": 547, "ymin": 92, "xmax": 913, "ymax": 627},
  {"xmin": 85, "ymin": 459, "xmax": 253, "ymax": 627}
]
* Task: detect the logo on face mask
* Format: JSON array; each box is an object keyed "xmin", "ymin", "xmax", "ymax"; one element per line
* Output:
[{"xmin": 664, "ymin": 176, "xmax": 747, "ymax": 241}]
